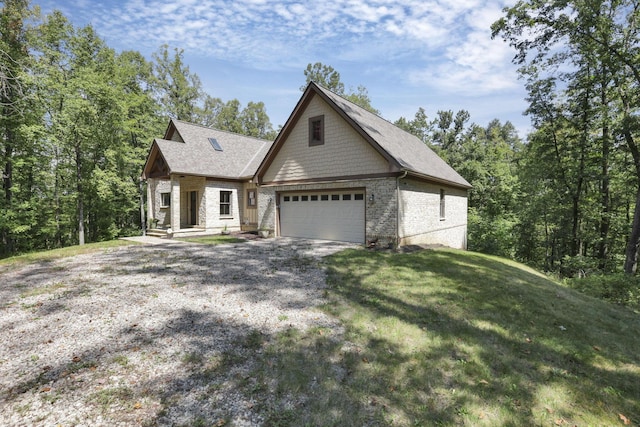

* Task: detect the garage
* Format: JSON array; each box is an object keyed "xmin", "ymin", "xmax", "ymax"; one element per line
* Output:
[{"xmin": 278, "ymin": 190, "xmax": 365, "ymax": 243}]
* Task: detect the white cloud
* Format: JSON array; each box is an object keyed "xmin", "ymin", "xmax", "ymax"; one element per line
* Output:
[{"xmin": 42, "ymin": 0, "xmax": 521, "ymax": 100}]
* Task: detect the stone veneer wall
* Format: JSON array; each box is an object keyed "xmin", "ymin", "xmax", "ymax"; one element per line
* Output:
[
  {"xmin": 147, "ymin": 178, "xmax": 172, "ymax": 228},
  {"xmin": 398, "ymin": 178, "xmax": 468, "ymax": 249},
  {"xmin": 258, "ymin": 177, "xmax": 398, "ymax": 247}
]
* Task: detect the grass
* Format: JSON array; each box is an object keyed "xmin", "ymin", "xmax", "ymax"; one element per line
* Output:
[
  {"xmin": 243, "ymin": 248, "xmax": 640, "ymax": 426},
  {"xmin": 175, "ymin": 235, "xmax": 245, "ymax": 245},
  {"xmin": 0, "ymin": 240, "xmax": 137, "ymax": 271}
]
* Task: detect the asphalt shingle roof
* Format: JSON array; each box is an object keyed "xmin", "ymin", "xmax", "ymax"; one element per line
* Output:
[
  {"xmin": 154, "ymin": 120, "xmax": 273, "ymax": 179},
  {"xmin": 313, "ymin": 83, "xmax": 471, "ymax": 188}
]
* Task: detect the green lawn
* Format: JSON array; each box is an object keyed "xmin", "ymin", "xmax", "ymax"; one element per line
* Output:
[
  {"xmin": 175, "ymin": 235, "xmax": 246, "ymax": 245},
  {"xmin": 247, "ymin": 248, "xmax": 640, "ymax": 426},
  {"xmin": 0, "ymin": 240, "xmax": 137, "ymax": 271}
]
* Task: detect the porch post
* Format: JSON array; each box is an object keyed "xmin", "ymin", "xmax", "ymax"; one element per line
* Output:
[{"xmin": 171, "ymin": 174, "xmax": 181, "ymax": 232}]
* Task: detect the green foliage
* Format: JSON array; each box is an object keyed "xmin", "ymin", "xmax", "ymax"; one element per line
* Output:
[
  {"xmin": 566, "ymin": 273, "xmax": 640, "ymax": 309},
  {"xmin": 0, "ymin": 6, "xmax": 275, "ymax": 257},
  {"xmin": 301, "ymin": 62, "xmax": 379, "ymax": 114},
  {"xmin": 492, "ymin": 0, "xmax": 640, "ymax": 274},
  {"xmin": 468, "ymin": 208, "xmax": 516, "ymax": 258}
]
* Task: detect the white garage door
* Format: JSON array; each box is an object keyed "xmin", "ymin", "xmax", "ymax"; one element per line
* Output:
[{"xmin": 279, "ymin": 190, "xmax": 365, "ymax": 243}]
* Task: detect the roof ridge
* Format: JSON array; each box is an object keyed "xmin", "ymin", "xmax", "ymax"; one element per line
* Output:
[
  {"xmin": 310, "ymin": 82, "xmax": 409, "ymax": 136},
  {"xmin": 172, "ymin": 118, "xmax": 274, "ymax": 144}
]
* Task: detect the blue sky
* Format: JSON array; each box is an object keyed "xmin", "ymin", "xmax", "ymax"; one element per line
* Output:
[{"xmin": 35, "ymin": 0, "xmax": 530, "ymax": 137}]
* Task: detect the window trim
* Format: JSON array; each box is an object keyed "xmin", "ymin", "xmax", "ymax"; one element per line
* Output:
[
  {"xmin": 246, "ymin": 189, "xmax": 257, "ymax": 209},
  {"xmin": 308, "ymin": 115, "xmax": 325, "ymax": 146},
  {"xmin": 439, "ymin": 189, "xmax": 446, "ymax": 220},
  {"xmin": 220, "ymin": 190, "xmax": 232, "ymax": 217},
  {"xmin": 160, "ymin": 192, "xmax": 171, "ymax": 208}
]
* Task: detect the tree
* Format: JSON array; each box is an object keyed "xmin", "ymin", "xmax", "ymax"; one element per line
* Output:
[
  {"xmin": 0, "ymin": 0, "xmax": 39, "ymax": 255},
  {"xmin": 152, "ymin": 44, "xmax": 202, "ymax": 122},
  {"xmin": 301, "ymin": 62, "xmax": 379, "ymax": 114},
  {"xmin": 493, "ymin": 0, "xmax": 640, "ymax": 274}
]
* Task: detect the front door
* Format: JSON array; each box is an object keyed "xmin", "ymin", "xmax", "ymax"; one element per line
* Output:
[{"xmin": 188, "ymin": 191, "xmax": 197, "ymax": 226}]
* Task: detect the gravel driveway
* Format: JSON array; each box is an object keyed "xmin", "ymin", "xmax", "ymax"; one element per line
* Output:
[{"xmin": 0, "ymin": 237, "xmax": 356, "ymax": 426}]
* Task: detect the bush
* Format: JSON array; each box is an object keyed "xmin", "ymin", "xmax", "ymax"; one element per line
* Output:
[{"xmin": 566, "ymin": 273, "xmax": 640, "ymax": 309}]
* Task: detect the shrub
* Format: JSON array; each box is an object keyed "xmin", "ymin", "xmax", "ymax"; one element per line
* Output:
[{"xmin": 566, "ymin": 273, "xmax": 640, "ymax": 309}]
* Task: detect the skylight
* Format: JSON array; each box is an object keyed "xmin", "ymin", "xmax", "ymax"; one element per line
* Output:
[{"xmin": 208, "ymin": 138, "xmax": 223, "ymax": 151}]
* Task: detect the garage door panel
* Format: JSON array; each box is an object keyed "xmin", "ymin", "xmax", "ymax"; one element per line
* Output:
[{"xmin": 280, "ymin": 191, "xmax": 364, "ymax": 243}]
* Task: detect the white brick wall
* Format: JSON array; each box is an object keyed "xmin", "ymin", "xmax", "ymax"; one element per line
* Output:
[
  {"xmin": 204, "ymin": 181, "xmax": 243, "ymax": 232},
  {"xmin": 262, "ymin": 95, "xmax": 389, "ymax": 183},
  {"xmin": 398, "ymin": 178, "xmax": 468, "ymax": 249},
  {"xmin": 258, "ymin": 176, "xmax": 468, "ymax": 249},
  {"xmin": 258, "ymin": 177, "xmax": 398, "ymax": 247}
]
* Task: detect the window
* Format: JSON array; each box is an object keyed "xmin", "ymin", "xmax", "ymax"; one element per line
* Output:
[
  {"xmin": 220, "ymin": 191, "xmax": 232, "ymax": 216},
  {"xmin": 301, "ymin": 195, "xmax": 309, "ymax": 201},
  {"xmin": 343, "ymin": 194, "xmax": 351, "ymax": 200},
  {"xmin": 439, "ymin": 189, "xmax": 446, "ymax": 220},
  {"xmin": 331, "ymin": 194, "xmax": 340, "ymax": 201},
  {"xmin": 321, "ymin": 194, "xmax": 329, "ymax": 201},
  {"xmin": 354, "ymin": 193, "xmax": 364, "ymax": 201},
  {"xmin": 292, "ymin": 196, "xmax": 299, "ymax": 201},
  {"xmin": 310, "ymin": 195, "xmax": 318, "ymax": 201},
  {"xmin": 283, "ymin": 196, "xmax": 290, "ymax": 202},
  {"xmin": 247, "ymin": 189, "xmax": 256, "ymax": 208},
  {"xmin": 308, "ymin": 115, "xmax": 324, "ymax": 146},
  {"xmin": 209, "ymin": 137, "xmax": 223, "ymax": 151},
  {"xmin": 160, "ymin": 192, "xmax": 171, "ymax": 208}
]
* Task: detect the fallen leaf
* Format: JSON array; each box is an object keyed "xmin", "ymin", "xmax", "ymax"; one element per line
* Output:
[
  {"xmin": 214, "ymin": 420, "xmax": 226, "ymax": 427},
  {"xmin": 545, "ymin": 407, "xmax": 554, "ymax": 414},
  {"xmin": 593, "ymin": 345, "xmax": 601, "ymax": 352},
  {"xmin": 72, "ymin": 356, "xmax": 81, "ymax": 363},
  {"xmin": 619, "ymin": 413, "xmax": 630, "ymax": 425},
  {"xmin": 525, "ymin": 337, "xmax": 532, "ymax": 343},
  {"xmin": 41, "ymin": 386, "xmax": 51, "ymax": 393},
  {"xmin": 362, "ymin": 357, "xmax": 369, "ymax": 363},
  {"xmin": 133, "ymin": 402, "xmax": 142, "ymax": 410},
  {"xmin": 555, "ymin": 418, "xmax": 565, "ymax": 425},
  {"xmin": 478, "ymin": 379, "xmax": 489, "ymax": 385}
]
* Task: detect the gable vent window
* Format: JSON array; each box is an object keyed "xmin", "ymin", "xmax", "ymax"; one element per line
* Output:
[
  {"xmin": 308, "ymin": 115, "xmax": 324, "ymax": 146},
  {"xmin": 209, "ymin": 137, "xmax": 223, "ymax": 151}
]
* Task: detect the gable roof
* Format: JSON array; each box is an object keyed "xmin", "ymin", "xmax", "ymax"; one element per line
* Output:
[
  {"xmin": 142, "ymin": 119, "xmax": 273, "ymax": 180},
  {"xmin": 256, "ymin": 82, "xmax": 471, "ymax": 189}
]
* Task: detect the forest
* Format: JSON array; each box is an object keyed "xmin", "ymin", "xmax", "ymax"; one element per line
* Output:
[{"xmin": 1, "ymin": 1, "xmax": 639, "ymax": 289}]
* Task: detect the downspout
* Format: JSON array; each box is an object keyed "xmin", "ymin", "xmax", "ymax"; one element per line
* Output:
[{"xmin": 396, "ymin": 170, "xmax": 408, "ymax": 247}]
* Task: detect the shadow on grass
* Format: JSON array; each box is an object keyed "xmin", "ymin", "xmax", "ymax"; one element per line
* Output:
[
  {"xmin": 290, "ymin": 248, "xmax": 640, "ymax": 425},
  {"xmin": 3, "ymin": 244, "xmax": 639, "ymax": 426}
]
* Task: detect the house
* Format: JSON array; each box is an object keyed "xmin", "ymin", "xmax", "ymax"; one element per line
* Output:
[
  {"xmin": 142, "ymin": 82, "xmax": 471, "ymax": 248},
  {"xmin": 254, "ymin": 82, "xmax": 471, "ymax": 248},
  {"xmin": 141, "ymin": 119, "xmax": 273, "ymax": 236}
]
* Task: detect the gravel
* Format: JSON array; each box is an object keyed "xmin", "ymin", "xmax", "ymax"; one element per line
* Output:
[{"xmin": 0, "ymin": 237, "xmax": 356, "ymax": 426}]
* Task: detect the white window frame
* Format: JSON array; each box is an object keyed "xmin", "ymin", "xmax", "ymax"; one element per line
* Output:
[{"xmin": 220, "ymin": 190, "xmax": 232, "ymax": 217}]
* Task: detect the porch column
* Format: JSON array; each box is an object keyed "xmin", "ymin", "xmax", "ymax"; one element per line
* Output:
[{"xmin": 171, "ymin": 175, "xmax": 181, "ymax": 231}]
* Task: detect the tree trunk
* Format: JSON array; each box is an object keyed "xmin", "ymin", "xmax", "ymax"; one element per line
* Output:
[
  {"xmin": 598, "ymin": 86, "xmax": 610, "ymax": 269},
  {"xmin": 2, "ymin": 131, "xmax": 14, "ymax": 255},
  {"xmin": 139, "ymin": 177, "xmax": 146, "ymax": 236},
  {"xmin": 624, "ymin": 186, "xmax": 640, "ymax": 274},
  {"xmin": 76, "ymin": 143, "xmax": 85, "ymax": 245}
]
